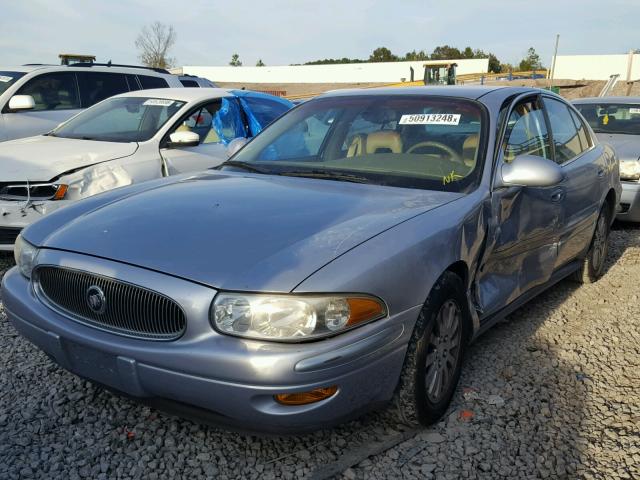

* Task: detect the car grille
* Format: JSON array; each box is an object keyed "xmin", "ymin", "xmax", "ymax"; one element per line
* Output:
[
  {"xmin": 0, "ymin": 227, "xmax": 21, "ymax": 245},
  {"xmin": 35, "ymin": 266, "xmax": 186, "ymax": 340}
]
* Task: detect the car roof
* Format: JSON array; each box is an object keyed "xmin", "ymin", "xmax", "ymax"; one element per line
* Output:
[
  {"xmin": 0, "ymin": 64, "xmax": 171, "ymax": 76},
  {"xmin": 114, "ymin": 87, "xmax": 234, "ymax": 103},
  {"xmin": 318, "ymin": 85, "xmax": 541, "ymax": 101},
  {"xmin": 572, "ymin": 96, "xmax": 640, "ymax": 104}
]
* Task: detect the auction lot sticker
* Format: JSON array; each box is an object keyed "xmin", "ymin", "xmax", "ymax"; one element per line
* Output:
[
  {"xmin": 629, "ymin": 107, "xmax": 640, "ymax": 114},
  {"xmin": 399, "ymin": 113, "xmax": 461, "ymax": 125},
  {"xmin": 0, "ymin": 76, "xmax": 12, "ymax": 83},
  {"xmin": 143, "ymin": 98, "xmax": 174, "ymax": 107}
]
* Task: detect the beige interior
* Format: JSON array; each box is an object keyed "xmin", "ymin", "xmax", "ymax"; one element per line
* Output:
[{"xmin": 365, "ymin": 131, "xmax": 403, "ymax": 154}]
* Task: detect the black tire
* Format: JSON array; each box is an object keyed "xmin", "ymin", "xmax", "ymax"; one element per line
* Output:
[
  {"xmin": 392, "ymin": 271, "xmax": 470, "ymax": 426},
  {"xmin": 572, "ymin": 202, "xmax": 611, "ymax": 284}
]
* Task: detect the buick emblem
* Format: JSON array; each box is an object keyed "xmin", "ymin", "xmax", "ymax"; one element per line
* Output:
[{"xmin": 86, "ymin": 285, "xmax": 106, "ymax": 314}]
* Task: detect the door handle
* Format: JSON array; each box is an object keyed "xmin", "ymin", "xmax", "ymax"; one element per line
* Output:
[
  {"xmin": 551, "ymin": 190, "xmax": 565, "ymax": 202},
  {"xmin": 597, "ymin": 168, "xmax": 605, "ymax": 178}
]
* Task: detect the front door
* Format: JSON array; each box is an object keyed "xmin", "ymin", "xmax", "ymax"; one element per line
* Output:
[
  {"xmin": 475, "ymin": 96, "xmax": 562, "ymax": 317},
  {"xmin": 160, "ymin": 98, "xmax": 247, "ymax": 174}
]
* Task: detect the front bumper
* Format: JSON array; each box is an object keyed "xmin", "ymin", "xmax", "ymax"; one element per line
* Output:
[
  {"xmin": 1, "ymin": 250, "xmax": 417, "ymax": 433},
  {"xmin": 617, "ymin": 181, "xmax": 640, "ymax": 223},
  {"xmin": 0, "ymin": 200, "xmax": 67, "ymax": 251}
]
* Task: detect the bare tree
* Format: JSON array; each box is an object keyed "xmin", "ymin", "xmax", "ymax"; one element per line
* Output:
[{"xmin": 135, "ymin": 22, "xmax": 176, "ymax": 69}]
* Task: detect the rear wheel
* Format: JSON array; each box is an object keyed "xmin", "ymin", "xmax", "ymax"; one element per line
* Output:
[
  {"xmin": 572, "ymin": 203, "xmax": 611, "ymax": 284},
  {"xmin": 392, "ymin": 271, "xmax": 469, "ymax": 426}
]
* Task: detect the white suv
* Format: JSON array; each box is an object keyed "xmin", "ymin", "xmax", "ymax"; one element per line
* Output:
[{"xmin": 0, "ymin": 63, "xmax": 211, "ymax": 142}]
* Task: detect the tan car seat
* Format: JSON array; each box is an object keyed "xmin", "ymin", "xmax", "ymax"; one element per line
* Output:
[
  {"xmin": 175, "ymin": 123, "xmax": 193, "ymax": 133},
  {"xmin": 365, "ymin": 131, "xmax": 403, "ymax": 154},
  {"xmin": 203, "ymin": 128, "xmax": 220, "ymax": 144},
  {"xmin": 463, "ymin": 134, "xmax": 479, "ymax": 167},
  {"xmin": 346, "ymin": 134, "xmax": 367, "ymax": 157}
]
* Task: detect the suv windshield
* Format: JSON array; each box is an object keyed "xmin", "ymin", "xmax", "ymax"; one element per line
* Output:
[
  {"xmin": 0, "ymin": 71, "xmax": 26, "ymax": 96},
  {"xmin": 51, "ymin": 96, "xmax": 186, "ymax": 142},
  {"xmin": 224, "ymin": 95, "xmax": 486, "ymax": 192},
  {"xmin": 574, "ymin": 103, "xmax": 640, "ymax": 135}
]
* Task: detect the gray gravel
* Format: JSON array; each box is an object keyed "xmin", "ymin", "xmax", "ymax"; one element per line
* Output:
[{"xmin": 1, "ymin": 225, "xmax": 639, "ymax": 479}]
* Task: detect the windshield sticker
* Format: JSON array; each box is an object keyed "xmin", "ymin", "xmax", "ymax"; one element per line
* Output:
[
  {"xmin": 143, "ymin": 98, "xmax": 174, "ymax": 107},
  {"xmin": 399, "ymin": 114, "xmax": 461, "ymax": 125},
  {"xmin": 0, "ymin": 75, "xmax": 12, "ymax": 83},
  {"xmin": 629, "ymin": 107, "xmax": 640, "ymax": 114},
  {"xmin": 442, "ymin": 170, "xmax": 464, "ymax": 185}
]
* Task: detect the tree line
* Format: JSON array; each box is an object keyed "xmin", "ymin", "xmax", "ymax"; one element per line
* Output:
[{"xmin": 134, "ymin": 22, "xmax": 544, "ymax": 74}]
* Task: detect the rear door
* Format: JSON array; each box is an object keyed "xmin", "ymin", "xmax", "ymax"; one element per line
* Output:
[
  {"xmin": 542, "ymin": 96, "xmax": 608, "ymax": 267},
  {"xmin": 3, "ymin": 71, "xmax": 81, "ymax": 140},
  {"xmin": 475, "ymin": 95, "xmax": 562, "ymax": 316},
  {"xmin": 160, "ymin": 97, "xmax": 247, "ymax": 174},
  {"xmin": 77, "ymin": 72, "xmax": 131, "ymax": 108}
]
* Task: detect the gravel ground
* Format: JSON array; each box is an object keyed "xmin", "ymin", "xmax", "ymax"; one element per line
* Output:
[{"xmin": 1, "ymin": 225, "xmax": 639, "ymax": 480}]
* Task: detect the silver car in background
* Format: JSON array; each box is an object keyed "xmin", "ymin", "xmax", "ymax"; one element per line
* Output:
[
  {"xmin": 2, "ymin": 86, "xmax": 621, "ymax": 433},
  {"xmin": 573, "ymin": 97, "xmax": 640, "ymax": 222}
]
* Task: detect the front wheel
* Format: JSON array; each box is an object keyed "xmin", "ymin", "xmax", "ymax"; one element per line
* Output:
[
  {"xmin": 572, "ymin": 203, "xmax": 611, "ymax": 284},
  {"xmin": 392, "ymin": 271, "xmax": 469, "ymax": 426}
]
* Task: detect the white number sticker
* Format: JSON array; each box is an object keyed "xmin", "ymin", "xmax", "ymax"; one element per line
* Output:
[
  {"xmin": 143, "ymin": 98, "xmax": 174, "ymax": 107},
  {"xmin": 399, "ymin": 114, "xmax": 461, "ymax": 125},
  {"xmin": 0, "ymin": 75, "xmax": 12, "ymax": 83},
  {"xmin": 629, "ymin": 107, "xmax": 640, "ymax": 114}
]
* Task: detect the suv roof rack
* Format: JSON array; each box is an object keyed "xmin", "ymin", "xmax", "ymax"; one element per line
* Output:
[{"xmin": 70, "ymin": 62, "xmax": 170, "ymax": 74}]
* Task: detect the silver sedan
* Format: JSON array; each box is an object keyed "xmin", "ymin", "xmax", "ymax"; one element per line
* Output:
[{"xmin": 3, "ymin": 86, "xmax": 621, "ymax": 433}]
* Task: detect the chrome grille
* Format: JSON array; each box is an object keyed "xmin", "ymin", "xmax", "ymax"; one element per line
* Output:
[{"xmin": 35, "ymin": 266, "xmax": 186, "ymax": 340}]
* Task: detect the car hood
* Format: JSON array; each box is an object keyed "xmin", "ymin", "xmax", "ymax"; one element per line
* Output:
[
  {"xmin": 0, "ymin": 135, "xmax": 138, "ymax": 182},
  {"xmin": 35, "ymin": 171, "xmax": 463, "ymax": 292},
  {"xmin": 595, "ymin": 133, "xmax": 640, "ymax": 160}
]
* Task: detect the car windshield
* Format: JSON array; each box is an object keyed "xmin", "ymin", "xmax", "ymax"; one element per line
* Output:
[
  {"xmin": 224, "ymin": 95, "xmax": 486, "ymax": 192},
  {"xmin": 574, "ymin": 103, "xmax": 640, "ymax": 135},
  {"xmin": 0, "ymin": 71, "xmax": 26, "ymax": 96},
  {"xmin": 51, "ymin": 96, "xmax": 186, "ymax": 142}
]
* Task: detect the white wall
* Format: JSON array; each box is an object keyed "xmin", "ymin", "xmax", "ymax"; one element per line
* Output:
[
  {"xmin": 183, "ymin": 58, "xmax": 489, "ymax": 84},
  {"xmin": 553, "ymin": 54, "xmax": 640, "ymax": 81}
]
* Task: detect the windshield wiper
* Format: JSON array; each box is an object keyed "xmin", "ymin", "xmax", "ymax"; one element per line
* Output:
[
  {"xmin": 278, "ymin": 170, "xmax": 370, "ymax": 184},
  {"xmin": 219, "ymin": 160, "xmax": 271, "ymax": 174}
]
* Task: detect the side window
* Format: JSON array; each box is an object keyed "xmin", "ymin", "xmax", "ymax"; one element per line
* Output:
[
  {"xmin": 503, "ymin": 98, "xmax": 551, "ymax": 162},
  {"xmin": 570, "ymin": 109, "xmax": 592, "ymax": 152},
  {"xmin": 180, "ymin": 79, "xmax": 199, "ymax": 87},
  {"xmin": 138, "ymin": 75, "xmax": 169, "ymax": 89},
  {"xmin": 15, "ymin": 72, "xmax": 80, "ymax": 111},
  {"xmin": 125, "ymin": 74, "xmax": 141, "ymax": 91},
  {"xmin": 543, "ymin": 97, "xmax": 585, "ymax": 163},
  {"xmin": 170, "ymin": 98, "xmax": 245, "ymax": 145},
  {"xmin": 77, "ymin": 72, "xmax": 130, "ymax": 108}
]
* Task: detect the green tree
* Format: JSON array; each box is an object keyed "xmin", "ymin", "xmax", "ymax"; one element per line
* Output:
[
  {"xmin": 369, "ymin": 47, "xmax": 398, "ymax": 62},
  {"xmin": 487, "ymin": 53, "xmax": 501, "ymax": 73},
  {"xmin": 256, "ymin": 59, "xmax": 265, "ymax": 67},
  {"xmin": 403, "ymin": 49, "xmax": 429, "ymax": 61},
  {"xmin": 229, "ymin": 53, "xmax": 242, "ymax": 67},
  {"xmin": 430, "ymin": 45, "xmax": 462, "ymax": 60},
  {"xmin": 518, "ymin": 47, "xmax": 542, "ymax": 71}
]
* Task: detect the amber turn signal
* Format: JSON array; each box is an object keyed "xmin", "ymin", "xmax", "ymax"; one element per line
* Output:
[
  {"xmin": 346, "ymin": 297, "xmax": 386, "ymax": 326},
  {"xmin": 53, "ymin": 184, "xmax": 68, "ymax": 200},
  {"xmin": 274, "ymin": 386, "xmax": 338, "ymax": 406}
]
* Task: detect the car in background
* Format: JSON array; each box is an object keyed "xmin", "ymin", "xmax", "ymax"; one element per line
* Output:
[
  {"xmin": 0, "ymin": 63, "xmax": 212, "ymax": 142},
  {"xmin": 573, "ymin": 97, "xmax": 640, "ymax": 222},
  {"xmin": 0, "ymin": 88, "xmax": 293, "ymax": 250},
  {"xmin": 2, "ymin": 86, "xmax": 620, "ymax": 433}
]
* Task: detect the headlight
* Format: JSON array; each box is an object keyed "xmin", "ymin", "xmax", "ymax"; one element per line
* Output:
[
  {"xmin": 620, "ymin": 159, "xmax": 640, "ymax": 181},
  {"xmin": 212, "ymin": 293, "xmax": 387, "ymax": 341},
  {"xmin": 14, "ymin": 235, "xmax": 39, "ymax": 279}
]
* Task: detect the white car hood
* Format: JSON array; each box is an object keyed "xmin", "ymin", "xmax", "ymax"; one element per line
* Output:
[{"xmin": 0, "ymin": 135, "xmax": 138, "ymax": 182}]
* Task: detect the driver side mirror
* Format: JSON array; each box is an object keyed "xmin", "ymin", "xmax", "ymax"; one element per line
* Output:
[
  {"xmin": 8, "ymin": 95, "xmax": 36, "ymax": 112},
  {"xmin": 498, "ymin": 154, "xmax": 564, "ymax": 188},
  {"xmin": 167, "ymin": 130, "xmax": 200, "ymax": 148}
]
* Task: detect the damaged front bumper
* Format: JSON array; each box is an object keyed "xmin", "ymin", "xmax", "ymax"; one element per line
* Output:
[{"xmin": 0, "ymin": 200, "xmax": 68, "ymax": 251}]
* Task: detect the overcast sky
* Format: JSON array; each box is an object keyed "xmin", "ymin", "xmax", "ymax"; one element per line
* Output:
[{"xmin": 2, "ymin": 0, "xmax": 638, "ymax": 68}]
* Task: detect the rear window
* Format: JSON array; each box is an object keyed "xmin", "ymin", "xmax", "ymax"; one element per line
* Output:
[
  {"xmin": 574, "ymin": 103, "xmax": 640, "ymax": 135},
  {"xmin": 138, "ymin": 75, "xmax": 169, "ymax": 89},
  {"xmin": 180, "ymin": 79, "xmax": 199, "ymax": 87}
]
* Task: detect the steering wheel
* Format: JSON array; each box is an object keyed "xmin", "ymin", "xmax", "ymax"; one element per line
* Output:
[{"xmin": 406, "ymin": 141, "xmax": 462, "ymax": 163}]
